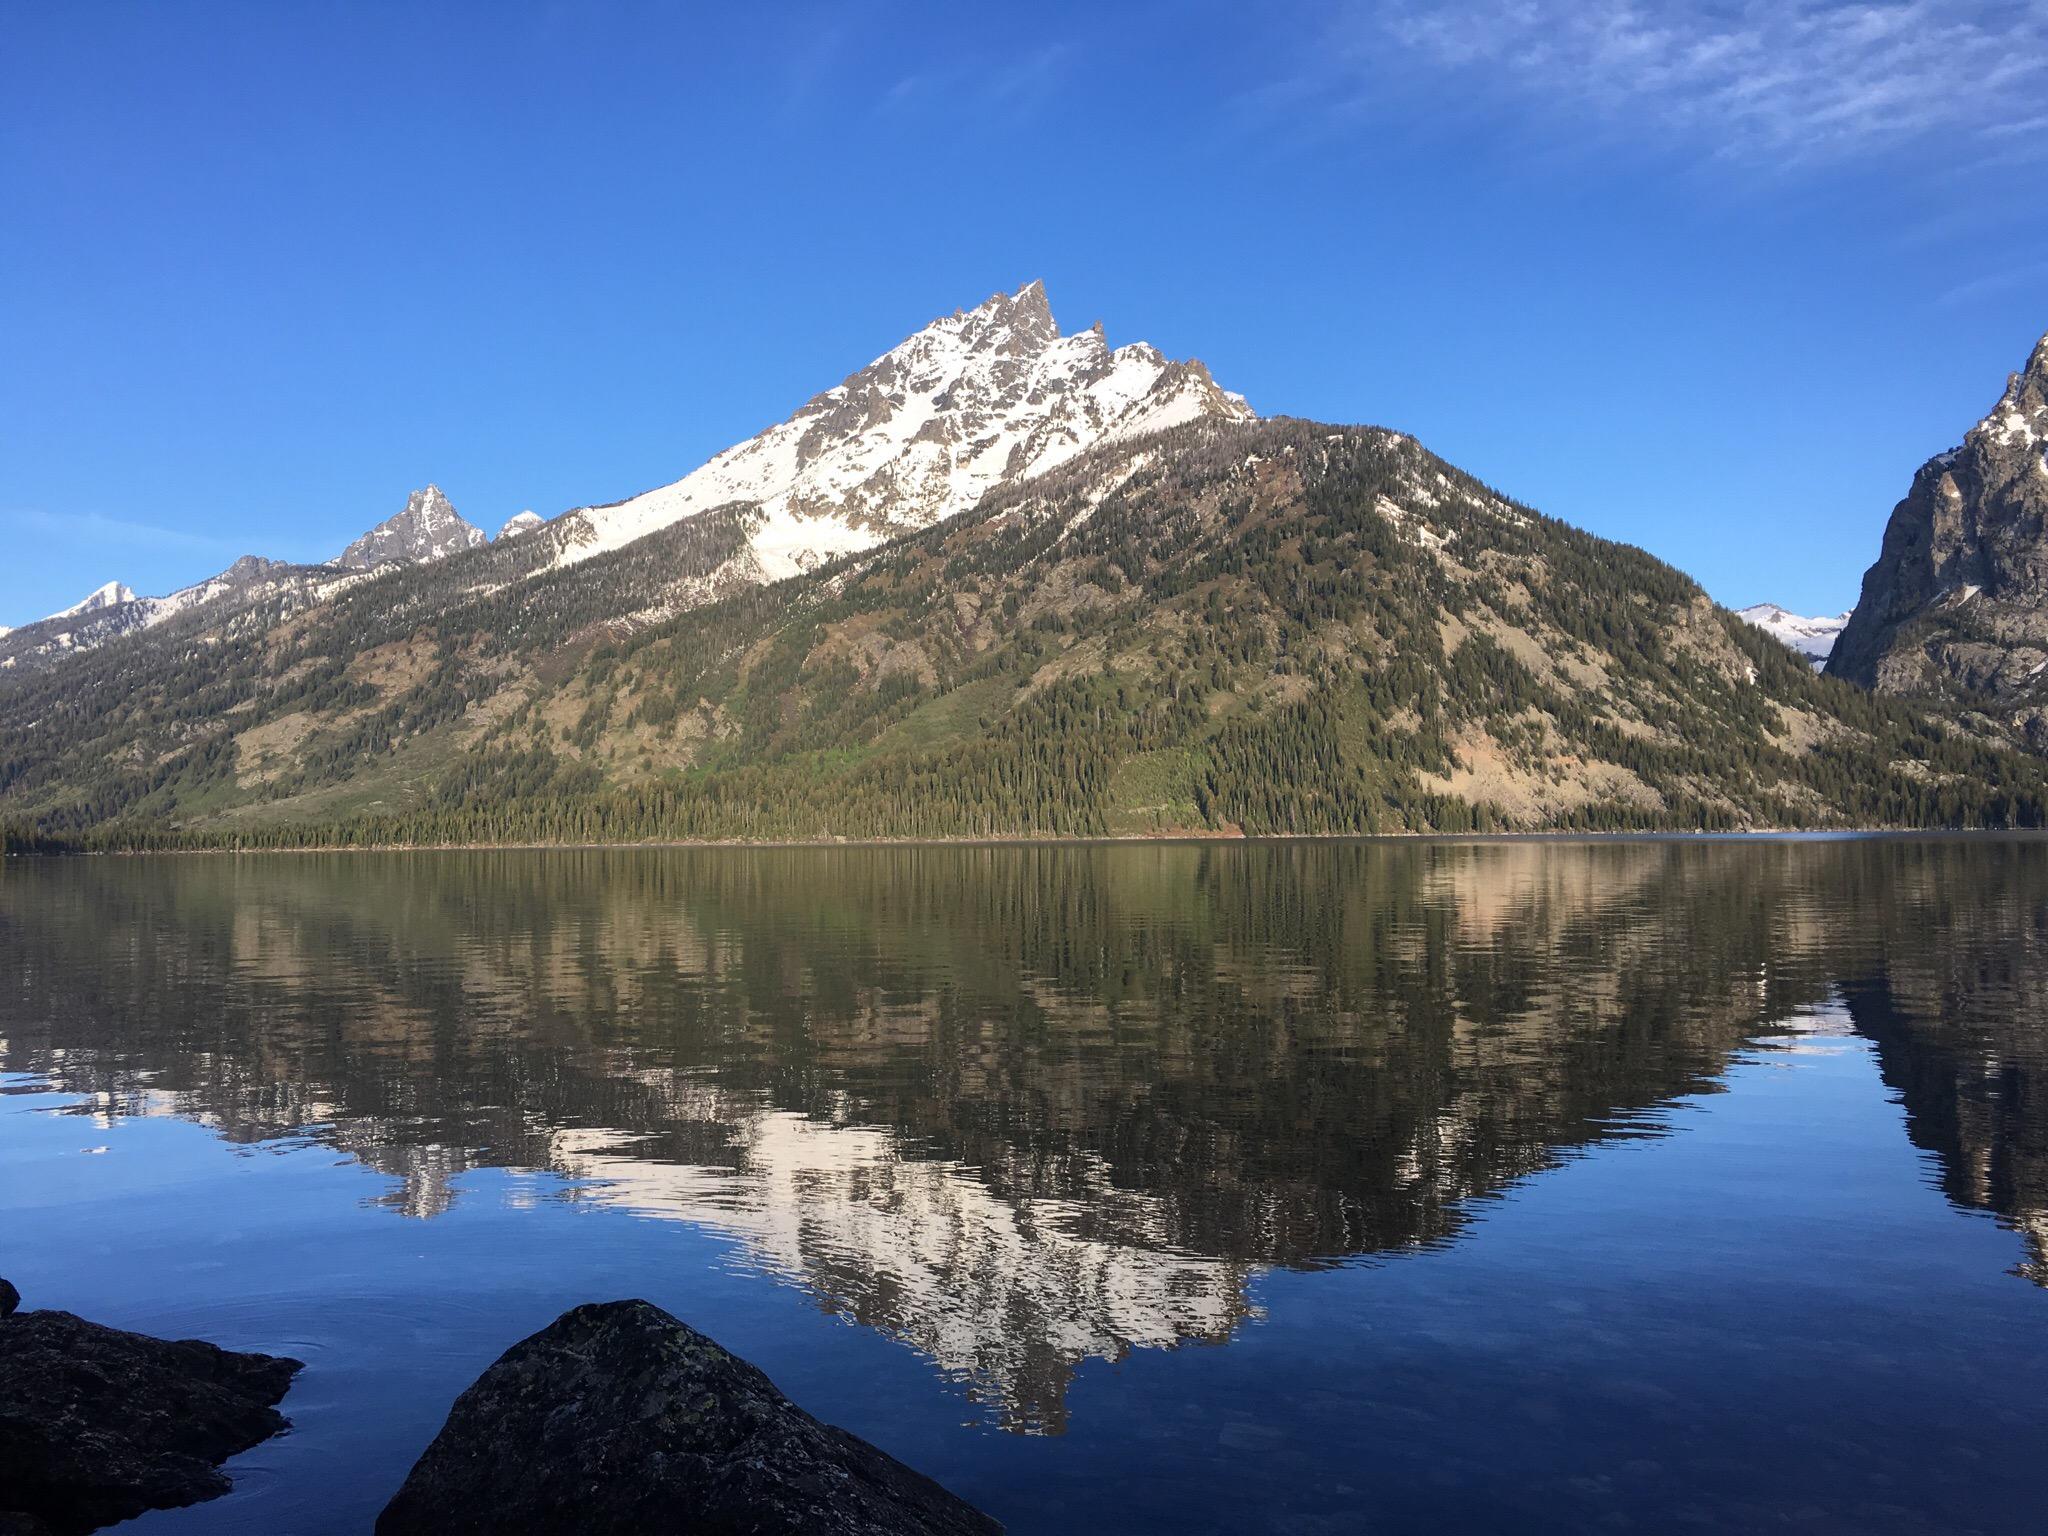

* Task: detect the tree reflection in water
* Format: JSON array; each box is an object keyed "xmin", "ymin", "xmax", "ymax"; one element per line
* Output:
[{"xmin": 3, "ymin": 838, "xmax": 2044, "ymax": 1431}]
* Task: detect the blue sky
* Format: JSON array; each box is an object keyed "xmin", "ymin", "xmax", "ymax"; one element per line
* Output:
[{"xmin": 4, "ymin": 0, "xmax": 2045, "ymax": 626}]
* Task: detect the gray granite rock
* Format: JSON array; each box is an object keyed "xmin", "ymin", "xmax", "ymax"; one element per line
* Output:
[{"xmin": 1831, "ymin": 330, "xmax": 2048, "ymax": 743}]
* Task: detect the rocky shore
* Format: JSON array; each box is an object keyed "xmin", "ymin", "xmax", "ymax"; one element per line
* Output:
[
  {"xmin": 1, "ymin": 1282, "xmax": 999, "ymax": 1534},
  {"xmin": 0, "ymin": 1280, "xmax": 302, "ymax": 1535}
]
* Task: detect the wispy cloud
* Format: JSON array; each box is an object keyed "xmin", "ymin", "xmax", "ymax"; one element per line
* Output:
[
  {"xmin": 1289, "ymin": 1, "xmax": 2048, "ymax": 167},
  {"xmin": 878, "ymin": 43, "xmax": 1073, "ymax": 123},
  {"xmin": 987, "ymin": 44, "xmax": 1071, "ymax": 113},
  {"xmin": 1935, "ymin": 258, "xmax": 2048, "ymax": 307},
  {"xmin": 2, "ymin": 507, "xmax": 249, "ymax": 556}
]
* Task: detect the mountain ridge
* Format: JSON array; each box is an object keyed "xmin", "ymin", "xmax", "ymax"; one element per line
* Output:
[
  {"xmin": 8, "ymin": 412, "xmax": 2046, "ymax": 850},
  {"xmin": 6, "ymin": 290, "xmax": 2048, "ymax": 849},
  {"xmin": 0, "ymin": 284, "xmax": 1244, "ymax": 673},
  {"xmin": 4, "ymin": 487, "xmax": 506, "ymax": 670}
]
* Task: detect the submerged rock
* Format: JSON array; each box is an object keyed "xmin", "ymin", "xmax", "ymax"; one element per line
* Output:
[
  {"xmin": 377, "ymin": 1299, "xmax": 1001, "ymax": 1536},
  {"xmin": 0, "ymin": 1290, "xmax": 302, "ymax": 1536}
]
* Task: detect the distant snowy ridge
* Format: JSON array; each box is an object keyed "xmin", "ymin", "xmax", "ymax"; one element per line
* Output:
[
  {"xmin": 545, "ymin": 280, "xmax": 1253, "ymax": 581},
  {"xmin": 2, "ymin": 487, "xmax": 505, "ymax": 663},
  {"xmin": 0, "ymin": 581, "xmax": 140, "ymax": 659},
  {"xmin": 0, "ymin": 560, "xmax": 354, "ymax": 667},
  {"xmin": 1735, "ymin": 603, "xmax": 1849, "ymax": 667}
]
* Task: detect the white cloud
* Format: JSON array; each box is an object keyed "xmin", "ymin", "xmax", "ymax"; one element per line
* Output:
[{"xmin": 1314, "ymin": 1, "xmax": 2048, "ymax": 165}]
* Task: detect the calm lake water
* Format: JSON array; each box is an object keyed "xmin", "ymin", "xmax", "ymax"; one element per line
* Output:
[{"xmin": 3, "ymin": 839, "xmax": 2046, "ymax": 1534}]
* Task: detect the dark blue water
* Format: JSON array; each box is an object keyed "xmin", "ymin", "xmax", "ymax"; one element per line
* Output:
[{"xmin": 2, "ymin": 840, "xmax": 2045, "ymax": 1533}]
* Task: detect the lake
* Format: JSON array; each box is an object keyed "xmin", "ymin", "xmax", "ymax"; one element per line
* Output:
[{"xmin": 3, "ymin": 839, "xmax": 2045, "ymax": 1534}]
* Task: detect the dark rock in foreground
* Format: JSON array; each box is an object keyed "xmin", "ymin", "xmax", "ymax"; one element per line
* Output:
[
  {"xmin": 0, "ymin": 1291, "xmax": 302, "ymax": 1536},
  {"xmin": 377, "ymin": 1300, "xmax": 1001, "ymax": 1536}
]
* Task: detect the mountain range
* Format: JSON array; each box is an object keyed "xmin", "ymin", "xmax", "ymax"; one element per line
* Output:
[
  {"xmin": 0, "ymin": 484, "xmax": 501, "ymax": 667},
  {"xmin": 1733, "ymin": 604, "xmax": 1848, "ymax": 668},
  {"xmin": 4, "ymin": 284, "xmax": 2048, "ymax": 849}
]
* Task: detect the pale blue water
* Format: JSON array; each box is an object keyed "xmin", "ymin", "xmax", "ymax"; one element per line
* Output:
[{"xmin": 3, "ymin": 841, "xmax": 2045, "ymax": 1533}]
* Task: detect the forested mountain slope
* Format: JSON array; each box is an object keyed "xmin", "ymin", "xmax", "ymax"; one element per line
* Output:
[{"xmin": 7, "ymin": 416, "xmax": 2044, "ymax": 849}]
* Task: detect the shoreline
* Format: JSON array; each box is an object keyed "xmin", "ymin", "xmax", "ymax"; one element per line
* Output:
[{"xmin": 15, "ymin": 825, "xmax": 2048, "ymax": 857}]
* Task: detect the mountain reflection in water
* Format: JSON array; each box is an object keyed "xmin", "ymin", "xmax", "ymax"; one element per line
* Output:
[{"xmin": 2, "ymin": 839, "xmax": 2044, "ymax": 1433}]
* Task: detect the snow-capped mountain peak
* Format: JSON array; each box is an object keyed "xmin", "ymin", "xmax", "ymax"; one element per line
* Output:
[
  {"xmin": 35, "ymin": 581, "xmax": 139, "ymax": 625},
  {"xmin": 496, "ymin": 510, "xmax": 544, "ymax": 541},
  {"xmin": 337, "ymin": 485, "xmax": 487, "ymax": 570},
  {"xmin": 1735, "ymin": 603, "xmax": 1849, "ymax": 668},
  {"xmin": 547, "ymin": 281, "xmax": 1255, "ymax": 579}
]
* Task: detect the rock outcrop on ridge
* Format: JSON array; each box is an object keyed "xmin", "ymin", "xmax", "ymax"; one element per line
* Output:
[{"xmin": 1830, "ymin": 331, "xmax": 2048, "ymax": 745}]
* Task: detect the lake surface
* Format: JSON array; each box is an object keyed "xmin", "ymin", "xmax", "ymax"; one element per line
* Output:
[{"xmin": 3, "ymin": 839, "xmax": 2046, "ymax": 1534}]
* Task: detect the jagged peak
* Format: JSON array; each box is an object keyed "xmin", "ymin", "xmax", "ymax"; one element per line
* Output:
[
  {"xmin": 338, "ymin": 485, "xmax": 486, "ymax": 570},
  {"xmin": 923, "ymin": 280, "xmax": 1060, "ymax": 360},
  {"xmin": 552, "ymin": 282, "xmax": 1251, "ymax": 576},
  {"xmin": 986, "ymin": 276, "xmax": 1052, "ymax": 327},
  {"xmin": 1965, "ymin": 328, "xmax": 2048, "ymax": 451}
]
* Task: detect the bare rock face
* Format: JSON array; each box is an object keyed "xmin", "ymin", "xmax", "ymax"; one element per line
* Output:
[
  {"xmin": 1830, "ymin": 332, "xmax": 2048, "ymax": 744},
  {"xmin": 376, "ymin": 1300, "xmax": 1001, "ymax": 1536},
  {"xmin": 0, "ymin": 1295, "xmax": 302, "ymax": 1535},
  {"xmin": 338, "ymin": 485, "xmax": 488, "ymax": 570}
]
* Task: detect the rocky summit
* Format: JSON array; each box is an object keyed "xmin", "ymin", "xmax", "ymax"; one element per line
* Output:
[
  {"xmin": 337, "ymin": 485, "xmax": 488, "ymax": 570},
  {"xmin": 544, "ymin": 279, "xmax": 1253, "ymax": 581},
  {"xmin": 375, "ymin": 1300, "xmax": 1000, "ymax": 1536},
  {"xmin": 1829, "ymin": 332, "xmax": 2048, "ymax": 746}
]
